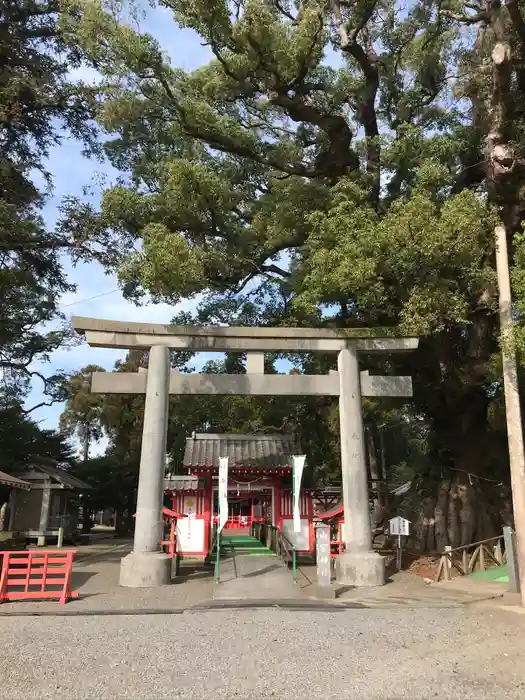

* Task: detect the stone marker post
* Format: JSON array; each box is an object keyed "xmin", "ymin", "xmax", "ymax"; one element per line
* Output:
[
  {"xmin": 313, "ymin": 524, "xmax": 338, "ymax": 599},
  {"xmin": 119, "ymin": 345, "xmax": 171, "ymax": 587},
  {"xmin": 336, "ymin": 346, "xmax": 385, "ymax": 586},
  {"xmin": 316, "ymin": 524, "xmax": 332, "ymax": 587}
]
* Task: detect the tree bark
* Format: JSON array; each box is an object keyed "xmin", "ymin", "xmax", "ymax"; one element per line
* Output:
[
  {"xmin": 366, "ymin": 426, "xmax": 386, "ymax": 540},
  {"xmin": 114, "ymin": 509, "xmax": 124, "ymax": 535},
  {"xmin": 82, "ymin": 503, "xmax": 92, "ymax": 534},
  {"xmin": 82, "ymin": 425, "xmax": 90, "ymax": 463}
]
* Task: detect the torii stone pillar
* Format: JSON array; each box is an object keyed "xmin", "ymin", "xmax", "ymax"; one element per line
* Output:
[
  {"xmin": 337, "ymin": 346, "xmax": 383, "ymax": 585},
  {"xmin": 72, "ymin": 317, "xmax": 418, "ymax": 589},
  {"xmin": 119, "ymin": 345, "xmax": 171, "ymax": 587}
]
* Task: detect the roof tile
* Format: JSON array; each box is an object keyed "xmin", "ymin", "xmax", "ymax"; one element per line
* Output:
[{"xmin": 183, "ymin": 433, "xmax": 302, "ymax": 470}]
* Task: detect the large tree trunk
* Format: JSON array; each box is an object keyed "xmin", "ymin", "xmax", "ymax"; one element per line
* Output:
[
  {"xmin": 82, "ymin": 504, "xmax": 93, "ymax": 534},
  {"xmin": 365, "ymin": 426, "xmax": 387, "ymax": 540},
  {"xmin": 82, "ymin": 425, "xmax": 90, "ymax": 463},
  {"xmin": 123, "ymin": 491, "xmax": 136, "ymax": 534},
  {"xmin": 114, "ymin": 509, "xmax": 124, "ymax": 535},
  {"xmin": 410, "ymin": 4, "xmax": 525, "ymax": 554},
  {"xmin": 413, "ymin": 326, "xmax": 502, "ymax": 552}
]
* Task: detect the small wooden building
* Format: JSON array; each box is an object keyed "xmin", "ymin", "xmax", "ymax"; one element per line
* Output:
[
  {"xmin": 0, "ymin": 471, "xmax": 32, "ymax": 548},
  {"xmin": 10, "ymin": 460, "xmax": 90, "ymax": 545}
]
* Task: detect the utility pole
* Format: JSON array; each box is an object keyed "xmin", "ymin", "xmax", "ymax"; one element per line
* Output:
[{"xmin": 495, "ymin": 223, "xmax": 525, "ymax": 606}]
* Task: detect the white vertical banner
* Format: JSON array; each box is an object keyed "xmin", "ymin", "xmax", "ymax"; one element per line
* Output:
[
  {"xmin": 292, "ymin": 455, "xmax": 306, "ymax": 534},
  {"xmin": 218, "ymin": 456, "xmax": 229, "ymax": 533}
]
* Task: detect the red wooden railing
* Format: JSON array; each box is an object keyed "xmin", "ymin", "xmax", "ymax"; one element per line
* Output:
[
  {"xmin": 330, "ymin": 540, "xmax": 345, "ymax": 558},
  {"xmin": 160, "ymin": 518, "xmax": 177, "ymax": 557},
  {"xmin": 0, "ymin": 550, "xmax": 78, "ymax": 604},
  {"xmin": 213, "ymin": 515, "xmax": 264, "ymax": 529}
]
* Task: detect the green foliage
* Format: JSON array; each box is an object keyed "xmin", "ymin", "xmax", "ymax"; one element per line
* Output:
[
  {"xmin": 54, "ymin": 0, "xmax": 525, "ymax": 506},
  {"xmin": 60, "ymin": 365, "xmax": 107, "ymax": 460},
  {"xmin": 0, "ymin": 0, "xmax": 115, "ymax": 467},
  {"xmin": 511, "ymin": 229, "xmax": 525, "ymax": 359},
  {"xmin": 297, "ymin": 187, "xmax": 497, "ymax": 335},
  {"xmin": 0, "ymin": 400, "xmax": 75, "ymax": 472},
  {"xmin": 59, "ymin": 0, "xmax": 506, "ymax": 330},
  {"xmin": 0, "ymin": 0, "xmax": 122, "ymax": 398},
  {"xmin": 70, "ymin": 455, "xmax": 137, "ymax": 514}
]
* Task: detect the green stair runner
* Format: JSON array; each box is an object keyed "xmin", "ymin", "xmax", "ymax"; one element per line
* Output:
[{"xmin": 221, "ymin": 534, "xmax": 276, "ymax": 557}]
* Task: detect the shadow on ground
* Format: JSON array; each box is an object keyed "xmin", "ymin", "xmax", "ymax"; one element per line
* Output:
[
  {"xmin": 242, "ymin": 563, "xmax": 283, "ymax": 579},
  {"xmin": 173, "ymin": 565, "xmax": 215, "ymax": 584},
  {"xmin": 70, "ymin": 571, "xmax": 99, "ymax": 588}
]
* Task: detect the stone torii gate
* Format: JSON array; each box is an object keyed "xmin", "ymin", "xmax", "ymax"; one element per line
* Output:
[{"xmin": 72, "ymin": 317, "xmax": 418, "ymax": 589}]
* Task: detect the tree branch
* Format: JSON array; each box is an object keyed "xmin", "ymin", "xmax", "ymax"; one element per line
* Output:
[
  {"xmin": 269, "ymin": 91, "xmax": 359, "ymax": 176},
  {"xmin": 214, "ymin": 232, "xmax": 304, "ymax": 295},
  {"xmin": 289, "ymin": 9, "xmax": 325, "ymax": 89},
  {"xmin": 182, "ymin": 119, "xmax": 319, "ymax": 176},
  {"xmin": 23, "ymin": 400, "xmax": 57, "ymax": 415},
  {"xmin": 330, "ymin": 0, "xmax": 380, "ymax": 203},
  {"xmin": 260, "ymin": 264, "xmax": 291, "ymax": 278},
  {"xmin": 440, "ymin": 9, "xmax": 490, "ymax": 24},
  {"xmin": 0, "ymin": 237, "xmax": 79, "ymax": 251},
  {"xmin": 273, "ymin": 0, "xmax": 297, "ymax": 22}
]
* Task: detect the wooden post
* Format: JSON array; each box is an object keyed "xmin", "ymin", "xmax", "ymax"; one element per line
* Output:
[
  {"xmin": 462, "ymin": 548, "xmax": 468, "ymax": 575},
  {"xmin": 494, "ymin": 540, "xmax": 503, "ymax": 565},
  {"xmin": 504, "ymin": 526, "xmax": 519, "ymax": 594},
  {"xmin": 7, "ymin": 490, "xmax": 16, "ymax": 531},
  {"xmin": 444, "ymin": 545, "xmax": 452, "ymax": 581},
  {"xmin": 495, "ymin": 224, "xmax": 525, "ymax": 606},
  {"xmin": 38, "ymin": 482, "xmax": 51, "ymax": 547}
]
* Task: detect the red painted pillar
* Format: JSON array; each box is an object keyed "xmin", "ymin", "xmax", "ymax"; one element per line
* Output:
[
  {"xmin": 273, "ymin": 477, "xmax": 281, "ymax": 531},
  {"xmin": 307, "ymin": 491, "xmax": 314, "ymax": 553},
  {"xmin": 203, "ymin": 476, "xmax": 212, "ymax": 556}
]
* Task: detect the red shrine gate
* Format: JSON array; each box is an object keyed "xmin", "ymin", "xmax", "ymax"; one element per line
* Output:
[{"xmin": 164, "ymin": 433, "xmax": 316, "ymax": 559}]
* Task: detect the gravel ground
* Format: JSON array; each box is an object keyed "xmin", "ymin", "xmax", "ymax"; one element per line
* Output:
[{"xmin": 1, "ymin": 606, "xmax": 525, "ymax": 700}]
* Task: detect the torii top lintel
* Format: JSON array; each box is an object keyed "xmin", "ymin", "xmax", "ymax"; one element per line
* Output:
[{"xmin": 71, "ymin": 316, "xmax": 419, "ymax": 354}]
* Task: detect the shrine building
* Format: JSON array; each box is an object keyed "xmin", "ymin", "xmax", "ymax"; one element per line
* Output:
[{"xmin": 164, "ymin": 433, "xmax": 315, "ymax": 559}]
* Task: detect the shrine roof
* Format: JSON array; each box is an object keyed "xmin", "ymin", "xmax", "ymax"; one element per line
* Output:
[
  {"xmin": 13, "ymin": 460, "xmax": 91, "ymax": 491},
  {"xmin": 0, "ymin": 470, "xmax": 31, "ymax": 491},
  {"xmin": 183, "ymin": 433, "xmax": 302, "ymax": 471},
  {"xmin": 316, "ymin": 498, "xmax": 344, "ymax": 520}
]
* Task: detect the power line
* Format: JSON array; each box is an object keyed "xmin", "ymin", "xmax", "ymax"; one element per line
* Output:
[{"xmin": 61, "ymin": 288, "xmax": 120, "ymax": 308}]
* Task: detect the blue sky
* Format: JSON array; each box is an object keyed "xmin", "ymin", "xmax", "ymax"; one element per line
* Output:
[{"xmin": 26, "ymin": 5, "xmax": 214, "ymax": 441}]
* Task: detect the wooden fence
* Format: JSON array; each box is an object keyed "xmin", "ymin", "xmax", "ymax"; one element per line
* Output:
[{"xmin": 435, "ymin": 535, "xmax": 505, "ymax": 582}]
